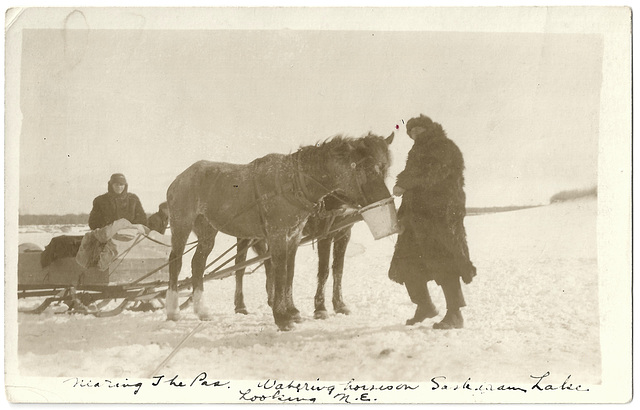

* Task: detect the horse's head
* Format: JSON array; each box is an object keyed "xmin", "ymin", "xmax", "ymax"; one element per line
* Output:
[{"xmin": 325, "ymin": 132, "xmax": 394, "ymax": 209}]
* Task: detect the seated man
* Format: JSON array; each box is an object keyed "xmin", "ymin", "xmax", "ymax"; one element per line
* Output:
[
  {"xmin": 88, "ymin": 173, "xmax": 147, "ymax": 230},
  {"xmin": 147, "ymin": 202, "xmax": 169, "ymax": 234}
]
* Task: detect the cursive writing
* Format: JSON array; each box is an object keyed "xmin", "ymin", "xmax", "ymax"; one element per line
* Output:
[
  {"xmin": 530, "ymin": 371, "xmax": 590, "ymax": 392},
  {"xmin": 431, "ymin": 376, "xmax": 527, "ymax": 393},
  {"xmin": 62, "ymin": 372, "xmax": 590, "ymax": 400},
  {"xmin": 239, "ymin": 388, "xmax": 317, "ymax": 403},
  {"xmin": 241, "ymin": 378, "xmax": 419, "ymax": 403},
  {"xmin": 258, "ymin": 378, "xmax": 337, "ymax": 395},
  {"xmin": 431, "ymin": 372, "xmax": 590, "ymax": 394},
  {"xmin": 343, "ymin": 378, "xmax": 419, "ymax": 393},
  {"xmin": 151, "ymin": 372, "xmax": 230, "ymax": 389},
  {"xmin": 63, "ymin": 377, "xmax": 144, "ymax": 395}
]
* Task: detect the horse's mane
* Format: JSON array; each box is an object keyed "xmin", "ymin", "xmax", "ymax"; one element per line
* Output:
[{"xmin": 292, "ymin": 133, "xmax": 391, "ymax": 173}]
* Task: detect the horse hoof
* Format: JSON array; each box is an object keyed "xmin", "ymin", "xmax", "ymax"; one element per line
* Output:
[
  {"xmin": 235, "ymin": 308, "xmax": 249, "ymax": 315},
  {"xmin": 277, "ymin": 321, "xmax": 296, "ymax": 332},
  {"xmin": 197, "ymin": 311, "xmax": 214, "ymax": 321},
  {"xmin": 314, "ymin": 310, "xmax": 330, "ymax": 320},
  {"xmin": 166, "ymin": 312, "xmax": 181, "ymax": 321},
  {"xmin": 287, "ymin": 309, "xmax": 303, "ymax": 323},
  {"xmin": 335, "ymin": 306, "xmax": 351, "ymax": 315}
]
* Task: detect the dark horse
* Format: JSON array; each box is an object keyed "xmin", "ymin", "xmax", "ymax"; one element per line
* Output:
[
  {"xmin": 166, "ymin": 132, "xmax": 394, "ymax": 331},
  {"xmin": 233, "ymin": 195, "xmax": 365, "ymax": 320}
]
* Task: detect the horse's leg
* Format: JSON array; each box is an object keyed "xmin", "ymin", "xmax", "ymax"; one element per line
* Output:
[
  {"xmin": 313, "ymin": 236, "xmax": 332, "ymax": 320},
  {"xmin": 332, "ymin": 228, "xmax": 352, "ymax": 315},
  {"xmin": 252, "ymin": 240, "xmax": 273, "ymax": 307},
  {"xmin": 234, "ymin": 238, "xmax": 251, "ymax": 315},
  {"xmin": 192, "ymin": 215, "xmax": 217, "ymax": 321},
  {"xmin": 167, "ymin": 224, "xmax": 191, "ymax": 321},
  {"xmin": 285, "ymin": 230, "xmax": 304, "ymax": 323},
  {"xmin": 269, "ymin": 237, "xmax": 294, "ymax": 331}
]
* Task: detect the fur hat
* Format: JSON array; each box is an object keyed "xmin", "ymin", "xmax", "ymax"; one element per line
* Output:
[
  {"xmin": 406, "ymin": 114, "xmax": 435, "ymax": 134},
  {"xmin": 109, "ymin": 173, "xmax": 127, "ymax": 185},
  {"xmin": 406, "ymin": 114, "xmax": 446, "ymax": 140}
]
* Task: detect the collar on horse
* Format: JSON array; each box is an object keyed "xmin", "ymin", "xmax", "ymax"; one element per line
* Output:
[
  {"xmin": 281, "ymin": 165, "xmax": 319, "ymax": 212},
  {"xmin": 249, "ymin": 153, "xmax": 370, "ymax": 232},
  {"xmin": 251, "ymin": 160, "xmax": 318, "ymax": 215}
]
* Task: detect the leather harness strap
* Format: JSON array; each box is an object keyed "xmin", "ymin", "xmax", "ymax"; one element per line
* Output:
[
  {"xmin": 246, "ymin": 155, "xmax": 368, "ymax": 234},
  {"xmin": 295, "ymin": 159, "xmax": 315, "ymax": 206},
  {"xmin": 249, "ymin": 161, "xmax": 317, "ymax": 237}
]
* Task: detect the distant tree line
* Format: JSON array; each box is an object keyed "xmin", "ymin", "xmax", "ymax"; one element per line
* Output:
[
  {"xmin": 19, "ymin": 213, "xmax": 90, "ymax": 226},
  {"xmin": 549, "ymin": 186, "xmax": 597, "ymax": 203},
  {"xmin": 19, "ymin": 212, "xmax": 155, "ymax": 226},
  {"xmin": 465, "ymin": 205, "xmax": 540, "ymax": 216},
  {"xmin": 18, "ymin": 189, "xmax": 596, "ymax": 225}
]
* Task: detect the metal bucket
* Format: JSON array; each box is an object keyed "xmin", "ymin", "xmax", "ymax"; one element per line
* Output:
[{"xmin": 360, "ymin": 197, "xmax": 400, "ymax": 240}]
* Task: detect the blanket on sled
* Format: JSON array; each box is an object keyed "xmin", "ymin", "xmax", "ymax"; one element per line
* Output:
[
  {"xmin": 40, "ymin": 235, "xmax": 84, "ymax": 268},
  {"xmin": 75, "ymin": 218, "xmax": 150, "ymax": 271}
]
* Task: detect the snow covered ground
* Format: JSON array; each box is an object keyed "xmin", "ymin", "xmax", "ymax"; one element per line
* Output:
[{"xmin": 8, "ymin": 197, "xmax": 603, "ymax": 403}]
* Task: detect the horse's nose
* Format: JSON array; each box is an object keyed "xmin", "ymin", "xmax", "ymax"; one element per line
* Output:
[{"xmin": 361, "ymin": 178, "xmax": 392, "ymax": 205}]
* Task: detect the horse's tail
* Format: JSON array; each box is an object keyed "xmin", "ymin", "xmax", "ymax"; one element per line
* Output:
[{"xmin": 166, "ymin": 164, "xmax": 203, "ymax": 248}]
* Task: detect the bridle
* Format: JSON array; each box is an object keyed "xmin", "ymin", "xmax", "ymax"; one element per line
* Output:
[{"xmin": 294, "ymin": 154, "xmax": 371, "ymax": 212}]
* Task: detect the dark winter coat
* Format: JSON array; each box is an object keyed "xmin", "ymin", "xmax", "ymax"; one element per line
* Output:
[
  {"xmin": 88, "ymin": 181, "xmax": 147, "ymax": 230},
  {"xmin": 147, "ymin": 209, "xmax": 169, "ymax": 234},
  {"xmin": 388, "ymin": 119, "xmax": 476, "ymax": 285}
]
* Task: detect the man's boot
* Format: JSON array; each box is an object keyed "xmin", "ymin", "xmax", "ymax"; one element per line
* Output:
[
  {"xmin": 405, "ymin": 278, "xmax": 438, "ymax": 325},
  {"xmin": 433, "ymin": 277, "xmax": 465, "ymax": 329},
  {"xmin": 433, "ymin": 308, "xmax": 464, "ymax": 329}
]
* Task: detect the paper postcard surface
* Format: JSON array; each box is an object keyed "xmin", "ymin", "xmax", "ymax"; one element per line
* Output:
[{"xmin": 4, "ymin": 6, "xmax": 632, "ymax": 404}]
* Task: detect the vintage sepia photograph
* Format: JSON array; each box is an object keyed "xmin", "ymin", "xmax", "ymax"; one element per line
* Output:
[{"xmin": 4, "ymin": 6, "xmax": 632, "ymax": 404}]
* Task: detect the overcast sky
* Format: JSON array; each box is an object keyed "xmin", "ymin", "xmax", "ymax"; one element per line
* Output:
[{"xmin": 15, "ymin": 13, "xmax": 603, "ymax": 215}]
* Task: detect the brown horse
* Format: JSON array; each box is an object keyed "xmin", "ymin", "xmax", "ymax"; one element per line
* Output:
[{"xmin": 166, "ymin": 132, "xmax": 394, "ymax": 331}]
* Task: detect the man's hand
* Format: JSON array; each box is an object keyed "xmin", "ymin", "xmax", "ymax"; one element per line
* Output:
[{"xmin": 393, "ymin": 185, "xmax": 406, "ymax": 196}]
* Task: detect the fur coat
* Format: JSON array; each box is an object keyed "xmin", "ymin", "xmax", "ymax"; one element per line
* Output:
[
  {"xmin": 389, "ymin": 118, "xmax": 476, "ymax": 285},
  {"xmin": 88, "ymin": 181, "xmax": 147, "ymax": 230}
]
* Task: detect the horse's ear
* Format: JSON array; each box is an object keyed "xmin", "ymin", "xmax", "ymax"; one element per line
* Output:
[{"xmin": 386, "ymin": 132, "xmax": 395, "ymax": 145}]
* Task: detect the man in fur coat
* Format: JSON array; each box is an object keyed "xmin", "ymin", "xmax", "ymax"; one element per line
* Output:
[
  {"xmin": 88, "ymin": 173, "xmax": 148, "ymax": 230},
  {"xmin": 389, "ymin": 114, "xmax": 476, "ymax": 329}
]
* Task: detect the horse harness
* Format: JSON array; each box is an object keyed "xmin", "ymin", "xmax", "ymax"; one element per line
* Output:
[
  {"xmin": 250, "ymin": 155, "xmax": 367, "ymax": 236},
  {"xmin": 252, "ymin": 161, "xmax": 316, "ymax": 211},
  {"xmin": 214, "ymin": 154, "xmax": 369, "ymax": 237}
]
